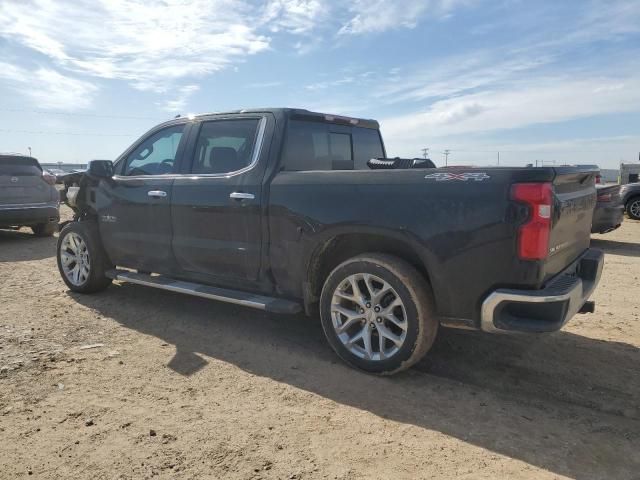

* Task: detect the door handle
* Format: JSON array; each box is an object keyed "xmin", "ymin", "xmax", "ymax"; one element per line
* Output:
[
  {"xmin": 229, "ymin": 192, "xmax": 255, "ymax": 200},
  {"xmin": 148, "ymin": 190, "xmax": 167, "ymax": 198}
]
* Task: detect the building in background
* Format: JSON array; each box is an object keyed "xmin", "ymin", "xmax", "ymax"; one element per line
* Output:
[
  {"xmin": 599, "ymin": 169, "xmax": 620, "ymax": 183},
  {"xmin": 620, "ymin": 163, "xmax": 640, "ymax": 184}
]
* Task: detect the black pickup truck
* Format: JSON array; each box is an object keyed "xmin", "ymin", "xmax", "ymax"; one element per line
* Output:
[{"xmin": 57, "ymin": 108, "xmax": 603, "ymax": 374}]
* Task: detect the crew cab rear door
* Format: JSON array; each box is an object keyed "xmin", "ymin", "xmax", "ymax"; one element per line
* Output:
[
  {"xmin": 170, "ymin": 114, "xmax": 270, "ymax": 286},
  {"xmin": 97, "ymin": 122, "xmax": 189, "ymax": 271}
]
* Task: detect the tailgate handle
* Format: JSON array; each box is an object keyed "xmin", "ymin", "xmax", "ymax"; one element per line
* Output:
[{"xmin": 147, "ymin": 190, "xmax": 167, "ymax": 198}]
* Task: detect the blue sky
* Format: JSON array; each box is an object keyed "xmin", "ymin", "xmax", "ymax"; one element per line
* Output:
[{"xmin": 0, "ymin": 0, "xmax": 639, "ymax": 168}]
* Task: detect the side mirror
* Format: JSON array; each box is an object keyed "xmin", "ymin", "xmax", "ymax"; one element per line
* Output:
[{"xmin": 87, "ymin": 160, "xmax": 114, "ymax": 179}]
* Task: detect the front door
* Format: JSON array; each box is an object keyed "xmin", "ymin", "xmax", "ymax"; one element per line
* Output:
[
  {"xmin": 97, "ymin": 123, "xmax": 188, "ymax": 272},
  {"xmin": 171, "ymin": 115, "xmax": 269, "ymax": 284}
]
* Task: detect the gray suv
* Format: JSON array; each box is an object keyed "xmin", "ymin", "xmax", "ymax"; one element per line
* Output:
[{"xmin": 0, "ymin": 154, "xmax": 60, "ymax": 236}]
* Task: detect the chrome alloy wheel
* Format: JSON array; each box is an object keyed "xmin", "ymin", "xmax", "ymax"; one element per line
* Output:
[
  {"xmin": 630, "ymin": 199, "xmax": 640, "ymax": 219},
  {"xmin": 331, "ymin": 273, "xmax": 408, "ymax": 361},
  {"xmin": 59, "ymin": 232, "xmax": 91, "ymax": 286}
]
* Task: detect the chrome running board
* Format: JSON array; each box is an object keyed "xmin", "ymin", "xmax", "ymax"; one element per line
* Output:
[{"xmin": 106, "ymin": 269, "xmax": 301, "ymax": 314}]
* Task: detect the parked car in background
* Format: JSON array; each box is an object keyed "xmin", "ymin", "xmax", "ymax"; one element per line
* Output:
[
  {"xmin": 620, "ymin": 182, "xmax": 640, "ymax": 220},
  {"xmin": 0, "ymin": 154, "xmax": 60, "ymax": 236},
  {"xmin": 56, "ymin": 109, "xmax": 603, "ymax": 374},
  {"xmin": 591, "ymin": 184, "xmax": 624, "ymax": 234}
]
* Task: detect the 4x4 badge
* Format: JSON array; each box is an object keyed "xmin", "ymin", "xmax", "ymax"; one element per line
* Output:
[{"xmin": 424, "ymin": 172, "xmax": 490, "ymax": 182}]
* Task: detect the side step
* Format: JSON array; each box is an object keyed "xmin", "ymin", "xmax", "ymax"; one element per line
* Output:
[{"xmin": 106, "ymin": 270, "xmax": 302, "ymax": 314}]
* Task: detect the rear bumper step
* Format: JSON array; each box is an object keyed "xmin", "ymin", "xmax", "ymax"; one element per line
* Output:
[
  {"xmin": 480, "ymin": 248, "xmax": 604, "ymax": 333},
  {"xmin": 106, "ymin": 270, "xmax": 302, "ymax": 314}
]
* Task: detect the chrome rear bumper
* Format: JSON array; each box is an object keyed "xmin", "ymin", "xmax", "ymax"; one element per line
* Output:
[{"xmin": 480, "ymin": 249, "xmax": 604, "ymax": 333}]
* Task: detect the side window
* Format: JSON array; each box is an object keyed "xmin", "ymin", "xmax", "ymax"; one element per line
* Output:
[
  {"xmin": 191, "ymin": 119, "xmax": 261, "ymax": 174},
  {"xmin": 282, "ymin": 120, "xmax": 354, "ymax": 171},
  {"xmin": 123, "ymin": 125, "xmax": 185, "ymax": 176},
  {"xmin": 353, "ymin": 127, "xmax": 384, "ymax": 170}
]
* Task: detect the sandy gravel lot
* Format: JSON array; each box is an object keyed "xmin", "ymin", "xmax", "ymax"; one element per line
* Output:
[{"xmin": 1, "ymin": 207, "xmax": 639, "ymax": 479}]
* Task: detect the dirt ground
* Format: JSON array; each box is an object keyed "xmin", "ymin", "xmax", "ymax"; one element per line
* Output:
[{"xmin": 0, "ymin": 206, "xmax": 638, "ymax": 480}]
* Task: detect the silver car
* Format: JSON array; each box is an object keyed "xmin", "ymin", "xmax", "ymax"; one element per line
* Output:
[{"xmin": 0, "ymin": 154, "xmax": 60, "ymax": 236}]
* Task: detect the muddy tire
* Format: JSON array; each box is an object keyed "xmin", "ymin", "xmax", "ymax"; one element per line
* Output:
[
  {"xmin": 57, "ymin": 222, "xmax": 112, "ymax": 293},
  {"xmin": 31, "ymin": 222, "xmax": 57, "ymax": 237},
  {"xmin": 319, "ymin": 253, "xmax": 438, "ymax": 375}
]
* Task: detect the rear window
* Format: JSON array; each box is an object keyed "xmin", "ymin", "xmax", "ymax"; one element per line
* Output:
[
  {"xmin": 282, "ymin": 121, "xmax": 384, "ymax": 171},
  {"xmin": 353, "ymin": 127, "xmax": 384, "ymax": 169},
  {"xmin": 0, "ymin": 156, "xmax": 42, "ymax": 176}
]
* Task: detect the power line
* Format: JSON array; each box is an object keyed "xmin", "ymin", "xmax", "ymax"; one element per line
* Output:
[
  {"xmin": 0, "ymin": 107, "xmax": 162, "ymax": 121},
  {"xmin": 0, "ymin": 128, "xmax": 137, "ymax": 137}
]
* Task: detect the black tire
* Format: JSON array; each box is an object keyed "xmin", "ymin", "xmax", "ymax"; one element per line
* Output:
[
  {"xmin": 31, "ymin": 222, "xmax": 57, "ymax": 237},
  {"xmin": 319, "ymin": 253, "xmax": 438, "ymax": 375},
  {"xmin": 627, "ymin": 197, "xmax": 640, "ymax": 220},
  {"xmin": 56, "ymin": 222, "xmax": 113, "ymax": 293}
]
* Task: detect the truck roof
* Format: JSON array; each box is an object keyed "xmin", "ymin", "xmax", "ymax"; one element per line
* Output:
[{"xmin": 191, "ymin": 108, "xmax": 380, "ymax": 130}]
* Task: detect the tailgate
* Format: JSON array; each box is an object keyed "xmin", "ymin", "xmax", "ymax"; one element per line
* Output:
[{"xmin": 544, "ymin": 167, "xmax": 598, "ymax": 280}]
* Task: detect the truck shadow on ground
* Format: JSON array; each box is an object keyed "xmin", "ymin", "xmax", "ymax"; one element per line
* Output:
[
  {"xmin": 591, "ymin": 238, "xmax": 640, "ymax": 257},
  {"xmin": 0, "ymin": 229, "xmax": 57, "ymax": 262},
  {"xmin": 71, "ymin": 284, "xmax": 640, "ymax": 480}
]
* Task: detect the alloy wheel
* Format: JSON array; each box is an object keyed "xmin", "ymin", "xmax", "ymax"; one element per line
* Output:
[
  {"xmin": 59, "ymin": 232, "xmax": 91, "ymax": 286},
  {"xmin": 330, "ymin": 273, "xmax": 408, "ymax": 361}
]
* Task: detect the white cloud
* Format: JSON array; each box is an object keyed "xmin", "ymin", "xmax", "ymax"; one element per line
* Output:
[
  {"xmin": 0, "ymin": 62, "xmax": 97, "ymax": 110},
  {"xmin": 338, "ymin": 0, "xmax": 474, "ymax": 35},
  {"xmin": 0, "ymin": 0, "xmax": 270, "ymax": 93},
  {"xmin": 261, "ymin": 0, "xmax": 328, "ymax": 35},
  {"xmin": 380, "ymin": 73, "xmax": 640, "ymax": 159},
  {"xmin": 160, "ymin": 85, "xmax": 200, "ymax": 113}
]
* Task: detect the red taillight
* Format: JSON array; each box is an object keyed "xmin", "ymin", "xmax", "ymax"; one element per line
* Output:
[
  {"xmin": 511, "ymin": 182, "xmax": 553, "ymax": 260},
  {"xmin": 597, "ymin": 193, "xmax": 612, "ymax": 202},
  {"xmin": 42, "ymin": 171, "xmax": 56, "ymax": 185},
  {"xmin": 595, "ymin": 174, "xmax": 602, "ymax": 184}
]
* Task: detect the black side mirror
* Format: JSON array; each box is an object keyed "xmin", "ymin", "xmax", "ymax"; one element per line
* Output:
[{"xmin": 87, "ymin": 160, "xmax": 114, "ymax": 179}]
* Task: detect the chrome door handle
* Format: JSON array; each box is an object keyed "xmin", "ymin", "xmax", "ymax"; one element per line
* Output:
[
  {"xmin": 148, "ymin": 190, "xmax": 167, "ymax": 198},
  {"xmin": 229, "ymin": 192, "xmax": 255, "ymax": 200}
]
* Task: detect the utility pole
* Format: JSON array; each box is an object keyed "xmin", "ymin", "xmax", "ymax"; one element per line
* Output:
[
  {"xmin": 443, "ymin": 149, "xmax": 450, "ymax": 166},
  {"xmin": 497, "ymin": 151, "xmax": 500, "ymax": 166},
  {"xmin": 421, "ymin": 148, "xmax": 429, "ymax": 159},
  {"xmin": 28, "ymin": 146, "xmax": 32, "ymax": 157}
]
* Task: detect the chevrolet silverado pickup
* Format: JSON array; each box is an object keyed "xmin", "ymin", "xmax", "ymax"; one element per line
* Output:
[{"xmin": 56, "ymin": 108, "xmax": 603, "ymax": 374}]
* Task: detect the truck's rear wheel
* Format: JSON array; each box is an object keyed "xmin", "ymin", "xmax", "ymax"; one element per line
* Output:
[
  {"xmin": 57, "ymin": 222, "xmax": 112, "ymax": 293},
  {"xmin": 319, "ymin": 254, "xmax": 438, "ymax": 375}
]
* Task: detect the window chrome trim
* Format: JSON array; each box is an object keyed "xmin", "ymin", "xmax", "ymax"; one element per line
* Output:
[
  {"xmin": 183, "ymin": 115, "xmax": 268, "ymax": 179},
  {"xmin": 112, "ymin": 116, "xmax": 268, "ymax": 180}
]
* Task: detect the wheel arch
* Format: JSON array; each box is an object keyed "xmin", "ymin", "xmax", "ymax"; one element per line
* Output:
[{"xmin": 304, "ymin": 230, "xmax": 437, "ymax": 314}]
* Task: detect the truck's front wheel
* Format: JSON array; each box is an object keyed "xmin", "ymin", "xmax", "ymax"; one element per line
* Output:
[
  {"xmin": 319, "ymin": 254, "xmax": 438, "ymax": 375},
  {"xmin": 57, "ymin": 222, "xmax": 112, "ymax": 293}
]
